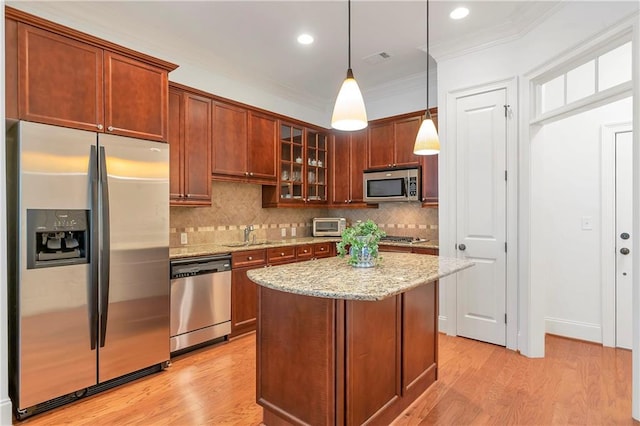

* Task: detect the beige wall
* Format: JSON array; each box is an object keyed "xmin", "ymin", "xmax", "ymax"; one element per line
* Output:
[{"xmin": 170, "ymin": 181, "xmax": 438, "ymax": 247}]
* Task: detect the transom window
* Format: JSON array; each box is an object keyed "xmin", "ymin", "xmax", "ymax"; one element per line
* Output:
[{"xmin": 535, "ymin": 39, "xmax": 632, "ymax": 121}]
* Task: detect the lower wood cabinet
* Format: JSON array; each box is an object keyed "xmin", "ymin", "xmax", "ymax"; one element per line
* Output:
[
  {"xmin": 231, "ymin": 242, "xmax": 337, "ymax": 337},
  {"xmin": 380, "ymin": 245, "xmax": 439, "ymax": 256},
  {"xmin": 258, "ymin": 280, "xmax": 438, "ymax": 425},
  {"xmin": 231, "ymin": 249, "xmax": 267, "ymax": 337}
]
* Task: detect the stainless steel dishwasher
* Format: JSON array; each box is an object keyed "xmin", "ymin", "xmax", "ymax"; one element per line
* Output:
[{"xmin": 170, "ymin": 254, "xmax": 231, "ymax": 354}]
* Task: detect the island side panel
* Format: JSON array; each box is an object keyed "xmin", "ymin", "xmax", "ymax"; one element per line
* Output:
[
  {"xmin": 257, "ymin": 287, "xmax": 337, "ymax": 426},
  {"xmin": 402, "ymin": 281, "xmax": 438, "ymax": 393},
  {"xmin": 345, "ymin": 297, "xmax": 402, "ymax": 426}
]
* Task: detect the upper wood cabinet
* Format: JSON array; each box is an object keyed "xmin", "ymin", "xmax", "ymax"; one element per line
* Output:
[
  {"xmin": 330, "ymin": 129, "xmax": 369, "ymax": 207},
  {"xmin": 262, "ymin": 122, "xmax": 329, "ymax": 207},
  {"xmin": 212, "ymin": 103, "xmax": 277, "ymax": 184},
  {"xmin": 169, "ymin": 86, "xmax": 212, "ymax": 206},
  {"xmin": 6, "ymin": 10, "xmax": 177, "ymax": 142},
  {"xmin": 367, "ymin": 114, "xmax": 422, "ymax": 169}
]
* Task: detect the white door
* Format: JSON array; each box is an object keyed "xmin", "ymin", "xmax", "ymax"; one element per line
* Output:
[
  {"xmin": 616, "ymin": 130, "xmax": 632, "ymax": 349},
  {"xmin": 455, "ymin": 88, "xmax": 507, "ymax": 346}
]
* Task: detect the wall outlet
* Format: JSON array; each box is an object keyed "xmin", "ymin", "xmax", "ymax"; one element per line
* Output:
[
  {"xmin": 291, "ymin": 227, "xmax": 297, "ymax": 237},
  {"xmin": 281, "ymin": 228, "xmax": 287, "ymax": 238},
  {"xmin": 180, "ymin": 232, "xmax": 188, "ymax": 244},
  {"xmin": 581, "ymin": 216, "xmax": 593, "ymax": 230}
]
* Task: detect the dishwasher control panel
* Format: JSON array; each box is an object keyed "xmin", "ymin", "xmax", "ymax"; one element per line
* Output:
[{"xmin": 170, "ymin": 255, "xmax": 231, "ymax": 279}]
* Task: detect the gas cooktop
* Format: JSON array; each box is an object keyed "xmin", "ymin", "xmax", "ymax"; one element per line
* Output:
[{"xmin": 380, "ymin": 235, "xmax": 427, "ymax": 243}]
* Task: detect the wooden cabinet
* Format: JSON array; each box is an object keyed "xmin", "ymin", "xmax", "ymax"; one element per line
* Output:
[
  {"xmin": 231, "ymin": 241, "xmax": 337, "ymax": 337},
  {"xmin": 212, "ymin": 104, "xmax": 277, "ymax": 184},
  {"xmin": 379, "ymin": 244, "xmax": 413, "ymax": 253},
  {"xmin": 8, "ymin": 12, "xmax": 176, "ymax": 141},
  {"xmin": 258, "ymin": 280, "xmax": 438, "ymax": 426},
  {"xmin": 169, "ymin": 86, "xmax": 212, "ymax": 205},
  {"xmin": 212, "ymin": 102, "xmax": 247, "ymax": 179},
  {"xmin": 330, "ymin": 129, "xmax": 368, "ymax": 207},
  {"xmin": 247, "ymin": 112, "xmax": 278, "ymax": 182},
  {"xmin": 367, "ymin": 114, "xmax": 422, "ymax": 169},
  {"xmin": 262, "ymin": 122, "xmax": 329, "ymax": 207},
  {"xmin": 231, "ymin": 249, "xmax": 267, "ymax": 337},
  {"xmin": 267, "ymin": 246, "xmax": 297, "ymax": 265},
  {"xmin": 421, "ymin": 107, "xmax": 439, "ymax": 207},
  {"xmin": 412, "ymin": 246, "xmax": 439, "ymax": 256}
]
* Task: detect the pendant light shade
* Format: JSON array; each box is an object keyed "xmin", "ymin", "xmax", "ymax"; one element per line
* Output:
[
  {"xmin": 331, "ymin": 0, "xmax": 368, "ymax": 131},
  {"xmin": 413, "ymin": 117, "xmax": 440, "ymax": 155},
  {"xmin": 332, "ymin": 69, "xmax": 368, "ymax": 131},
  {"xmin": 413, "ymin": 0, "xmax": 440, "ymax": 155}
]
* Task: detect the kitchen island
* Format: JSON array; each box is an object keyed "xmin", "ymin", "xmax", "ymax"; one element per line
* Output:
[{"xmin": 247, "ymin": 252, "xmax": 473, "ymax": 426}]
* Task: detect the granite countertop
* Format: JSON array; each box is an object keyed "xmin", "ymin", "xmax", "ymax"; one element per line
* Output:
[
  {"xmin": 170, "ymin": 237, "xmax": 439, "ymax": 259},
  {"xmin": 247, "ymin": 252, "xmax": 473, "ymax": 301}
]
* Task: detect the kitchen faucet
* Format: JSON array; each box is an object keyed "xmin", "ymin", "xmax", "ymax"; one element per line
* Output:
[{"xmin": 243, "ymin": 225, "xmax": 255, "ymax": 243}]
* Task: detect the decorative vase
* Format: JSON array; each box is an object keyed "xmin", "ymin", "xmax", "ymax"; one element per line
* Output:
[{"xmin": 349, "ymin": 236, "xmax": 377, "ymax": 268}]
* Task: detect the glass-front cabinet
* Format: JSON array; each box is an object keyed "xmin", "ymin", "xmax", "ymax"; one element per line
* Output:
[
  {"xmin": 263, "ymin": 122, "xmax": 329, "ymax": 207},
  {"xmin": 279, "ymin": 124, "xmax": 305, "ymax": 201},
  {"xmin": 306, "ymin": 130, "xmax": 328, "ymax": 203}
]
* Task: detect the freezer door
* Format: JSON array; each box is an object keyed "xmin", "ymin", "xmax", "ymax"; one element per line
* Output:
[
  {"xmin": 97, "ymin": 133, "xmax": 170, "ymax": 382},
  {"xmin": 15, "ymin": 122, "xmax": 97, "ymax": 409}
]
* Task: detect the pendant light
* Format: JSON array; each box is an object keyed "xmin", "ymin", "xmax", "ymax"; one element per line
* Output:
[
  {"xmin": 413, "ymin": 0, "xmax": 440, "ymax": 155},
  {"xmin": 331, "ymin": 0, "xmax": 368, "ymax": 131}
]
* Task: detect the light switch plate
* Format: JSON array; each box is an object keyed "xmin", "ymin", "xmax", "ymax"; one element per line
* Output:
[
  {"xmin": 581, "ymin": 216, "xmax": 593, "ymax": 230},
  {"xmin": 291, "ymin": 227, "xmax": 297, "ymax": 237},
  {"xmin": 281, "ymin": 228, "xmax": 287, "ymax": 237},
  {"xmin": 180, "ymin": 232, "xmax": 188, "ymax": 244}
]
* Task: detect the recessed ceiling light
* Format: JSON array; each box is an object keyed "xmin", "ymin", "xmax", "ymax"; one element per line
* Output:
[
  {"xmin": 449, "ymin": 7, "xmax": 469, "ymax": 20},
  {"xmin": 297, "ymin": 34, "xmax": 314, "ymax": 45}
]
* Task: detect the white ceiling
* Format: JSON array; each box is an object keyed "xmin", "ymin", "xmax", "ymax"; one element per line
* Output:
[{"xmin": 8, "ymin": 1, "xmax": 564, "ymax": 116}]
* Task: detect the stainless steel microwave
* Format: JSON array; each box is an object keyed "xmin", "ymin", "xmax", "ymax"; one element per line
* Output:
[
  {"xmin": 363, "ymin": 167, "xmax": 421, "ymax": 202},
  {"xmin": 313, "ymin": 218, "xmax": 346, "ymax": 237}
]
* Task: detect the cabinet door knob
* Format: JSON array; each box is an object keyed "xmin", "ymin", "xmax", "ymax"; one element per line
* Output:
[
  {"xmin": 107, "ymin": 126, "xmax": 114, "ymax": 132},
  {"xmin": 249, "ymin": 172, "xmax": 254, "ymax": 176},
  {"xmin": 245, "ymin": 172, "xmax": 249, "ymax": 176},
  {"xmin": 303, "ymin": 249, "xmax": 308, "ymax": 253},
  {"xmin": 97, "ymin": 124, "xmax": 103, "ymax": 130},
  {"xmin": 248, "ymin": 256, "xmax": 253, "ymax": 260},
  {"xmin": 319, "ymin": 247, "xmax": 325, "ymax": 251}
]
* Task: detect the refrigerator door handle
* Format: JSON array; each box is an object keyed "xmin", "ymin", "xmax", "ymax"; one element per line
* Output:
[
  {"xmin": 89, "ymin": 146, "xmax": 99, "ymax": 350},
  {"xmin": 99, "ymin": 146, "xmax": 111, "ymax": 348}
]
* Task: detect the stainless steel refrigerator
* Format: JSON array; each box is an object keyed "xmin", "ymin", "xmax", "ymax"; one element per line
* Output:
[{"xmin": 6, "ymin": 121, "xmax": 170, "ymax": 419}]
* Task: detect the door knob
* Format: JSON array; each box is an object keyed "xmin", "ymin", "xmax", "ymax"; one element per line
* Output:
[
  {"xmin": 620, "ymin": 248, "xmax": 630, "ymax": 255},
  {"xmin": 458, "ymin": 243, "xmax": 466, "ymax": 251},
  {"xmin": 621, "ymin": 232, "xmax": 630, "ymax": 240}
]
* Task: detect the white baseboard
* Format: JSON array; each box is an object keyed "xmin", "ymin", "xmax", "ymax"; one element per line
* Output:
[
  {"xmin": 439, "ymin": 315, "xmax": 453, "ymax": 335},
  {"xmin": 0, "ymin": 398, "xmax": 12, "ymax": 426},
  {"xmin": 545, "ymin": 316, "xmax": 602, "ymax": 343}
]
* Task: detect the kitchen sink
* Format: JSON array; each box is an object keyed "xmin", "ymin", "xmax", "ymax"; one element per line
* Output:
[{"xmin": 221, "ymin": 241, "xmax": 274, "ymax": 248}]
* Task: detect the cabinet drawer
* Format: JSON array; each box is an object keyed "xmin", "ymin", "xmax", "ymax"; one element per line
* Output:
[
  {"xmin": 296, "ymin": 244, "xmax": 314, "ymax": 260},
  {"xmin": 412, "ymin": 247, "xmax": 439, "ymax": 256},
  {"xmin": 232, "ymin": 249, "xmax": 267, "ymax": 268},
  {"xmin": 267, "ymin": 246, "xmax": 296, "ymax": 264},
  {"xmin": 313, "ymin": 242, "xmax": 333, "ymax": 258},
  {"xmin": 378, "ymin": 244, "xmax": 413, "ymax": 253}
]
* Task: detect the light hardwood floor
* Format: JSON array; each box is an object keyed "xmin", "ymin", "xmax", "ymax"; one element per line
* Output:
[{"xmin": 18, "ymin": 333, "xmax": 633, "ymax": 425}]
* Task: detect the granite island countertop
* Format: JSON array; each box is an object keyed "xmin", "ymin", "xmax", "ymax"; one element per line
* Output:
[
  {"xmin": 170, "ymin": 237, "xmax": 439, "ymax": 259},
  {"xmin": 247, "ymin": 252, "xmax": 473, "ymax": 301}
]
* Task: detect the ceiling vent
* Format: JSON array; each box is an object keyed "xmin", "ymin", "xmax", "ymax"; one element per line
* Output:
[{"xmin": 363, "ymin": 51, "xmax": 392, "ymax": 64}]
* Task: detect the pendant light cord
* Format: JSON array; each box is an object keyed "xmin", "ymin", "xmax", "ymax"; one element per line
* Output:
[
  {"xmin": 348, "ymin": 0, "xmax": 352, "ymax": 70},
  {"xmin": 426, "ymin": 0, "xmax": 432, "ymax": 120}
]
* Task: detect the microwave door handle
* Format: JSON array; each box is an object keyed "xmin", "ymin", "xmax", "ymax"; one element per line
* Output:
[{"xmin": 403, "ymin": 177, "xmax": 408, "ymax": 196}]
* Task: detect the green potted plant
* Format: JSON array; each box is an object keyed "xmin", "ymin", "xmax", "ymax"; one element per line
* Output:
[{"xmin": 336, "ymin": 219, "xmax": 386, "ymax": 267}]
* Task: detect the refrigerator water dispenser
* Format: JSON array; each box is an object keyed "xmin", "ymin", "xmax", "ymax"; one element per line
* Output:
[{"xmin": 26, "ymin": 209, "xmax": 89, "ymax": 269}]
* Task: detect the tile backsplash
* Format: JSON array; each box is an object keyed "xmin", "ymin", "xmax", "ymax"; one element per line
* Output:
[{"xmin": 170, "ymin": 181, "xmax": 438, "ymax": 247}]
